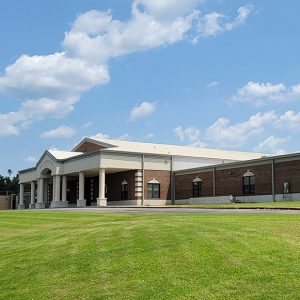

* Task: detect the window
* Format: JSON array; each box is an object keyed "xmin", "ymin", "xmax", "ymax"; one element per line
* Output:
[
  {"xmin": 121, "ymin": 180, "xmax": 128, "ymax": 200},
  {"xmin": 192, "ymin": 178, "xmax": 202, "ymax": 197},
  {"xmin": 147, "ymin": 179, "xmax": 160, "ymax": 199},
  {"xmin": 243, "ymin": 171, "xmax": 255, "ymax": 194}
]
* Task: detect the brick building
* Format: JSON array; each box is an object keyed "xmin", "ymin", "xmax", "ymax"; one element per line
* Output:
[
  {"xmin": 18, "ymin": 138, "xmax": 263, "ymax": 209},
  {"xmin": 175, "ymin": 153, "xmax": 300, "ymax": 204}
]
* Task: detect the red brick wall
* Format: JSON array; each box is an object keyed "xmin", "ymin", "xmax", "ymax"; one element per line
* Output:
[
  {"xmin": 175, "ymin": 163, "xmax": 273, "ymax": 200},
  {"xmin": 144, "ymin": 170, "xmax": 171, "ymax": 200},
  {"xmin": 215, "ymin": 164, "xmax": 272, "ymax": 196},
  {"xmin": 175, "ymin": 171, "xmax": 213, "ymax": 200},
  {"xmin": 106, "ymin": 170, "xmax": 136, "ymax": 201},
  {"xmin": 275, "ymin": 160, "xmax": 300, "ymax": 194}
]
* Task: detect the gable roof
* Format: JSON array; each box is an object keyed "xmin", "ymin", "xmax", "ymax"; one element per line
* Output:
[
  {"xmin": 48, "ymin": 150, "xmax": 83, "ymax": 160},
  {"xmin": 72, "ymin": 137, "xmax": 266, "ymax": 161}
]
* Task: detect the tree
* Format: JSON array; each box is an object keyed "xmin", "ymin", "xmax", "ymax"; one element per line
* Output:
[{"xmin": 0, "ymin": 172, "xmax": 19, "ymax": 194}]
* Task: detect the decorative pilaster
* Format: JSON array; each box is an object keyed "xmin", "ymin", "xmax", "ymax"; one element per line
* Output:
[{"xmin": 135, "ymin": 170, "xmax": 143, "ymax": 204}]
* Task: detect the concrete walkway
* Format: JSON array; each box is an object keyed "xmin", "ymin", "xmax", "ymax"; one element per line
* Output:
[{"xmin": 40, "ymin": 206, "xmax": 300, "ymax": 214}]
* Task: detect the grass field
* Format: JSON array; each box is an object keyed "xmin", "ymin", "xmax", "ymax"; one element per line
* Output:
[
  {"xmin": 1, "ymin": 211, "xmax": 300, "ymax": 299},
  {"xmin": 176, "ymin": 200, "xmax": 300, "ymax": 209}
]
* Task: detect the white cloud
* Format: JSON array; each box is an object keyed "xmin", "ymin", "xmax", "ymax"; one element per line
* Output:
[
  {"xmin": 206, "ymin": 111, "xmax": 277, "ymax": 147},
  {"xmin": 133, "ymin": 0, "xmax": 201, "ymax": 21},
  {"xmin": 0, "ymin": 2, "xmax": 253, "ymax": 137},
  {"xmin": 254, "ymin": 135, "xmax": 288, "ymax": 155},
  {"xmin": 130, "ymin": 102, "xmax": 156, "ymax": 120},
  {"xmin": 41, "ymin": 126, "xmax": 76, "ymax": 139},
  {"xmin": 49, "ymin": 145, "xmax": 61, "ymax": 151},
  {"xmin": 207, "ymin": 81, "xmax": 219, "ymax": 88},
  {"xmin": 24, "ymin": 155, "xmax": 38, "ymax": 163},
  {"xmin": 0, "ymin": 53, "xmax": 109, "ymax": 99},
  {"xmin": 174, "ymin": 126, "xmax": 185, "ymax": 141},
  {"xmin": 275, "ymin": 110, "xmax": 300, "ymax": 130},
  {"xmin": 118, "ymin": 133, "xmax": 131, "ymax": 141},
  {"xmin": 174, "ymin": 126, "xmax": 206, "ymax": 147},
  {"xmin": 84, "ymin": 121, "xmax": 93, "ymax": 129},
  {"xmin": 231, "ymin": 81, "xmax": 300, "ymax": 106},
  {"xmin": 145, "ymin": 133, "xmax": 154, "ymax": 139},
  {"xmin": 196, "ymin": 4, "xmax": 253, "ymax": 40},
  {"xmin": 89, "ymin": 132, "xmax": 110, "ymax": 140}
]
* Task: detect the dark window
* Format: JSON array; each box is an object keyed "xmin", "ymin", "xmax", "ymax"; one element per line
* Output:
[
  {"xmin": 121, "ymin": 184, "xmax": 128, "ymax": 200},
  {"xmin": 147, "ymin": 183, "xmax": 160, "ymax": 199},
  {"xmin": 192, "ymin": 181, "xmax": 202, "ymax": 197},
  {"xmin": 243, "ymin": 176, "xmax": 255, "ymax": 194}
]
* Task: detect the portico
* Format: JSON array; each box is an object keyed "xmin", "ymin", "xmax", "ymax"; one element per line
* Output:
[{"xmin": 19, "ymin": 169, "xmax": 109, "ymax": 209}]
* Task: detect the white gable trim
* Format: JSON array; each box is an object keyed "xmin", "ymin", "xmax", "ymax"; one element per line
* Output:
[
  {"xmin": 148, "ymin": 178, "xmax": 160, "ymax": 184},
  {"xmin": 193, "ymin": 177, "xmax": 202, "ymax": 183},
  {"xmin": 243, "ymin": 170, "xmax": 255, "ymax": 177}
]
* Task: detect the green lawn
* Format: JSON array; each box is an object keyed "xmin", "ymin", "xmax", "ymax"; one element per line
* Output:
[
  {"xmin": 0, "ymin": 212, "xmax": 299, "ymax": 299},
  {"xmin": 176, "ymin": 200, "xmax": 300, "ymax": 209}
]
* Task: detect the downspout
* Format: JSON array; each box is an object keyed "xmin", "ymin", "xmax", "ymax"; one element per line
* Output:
[
  {"xmin": 142, "ymin": 154, "xmax": 145, "ymax": 206},
  {"xmin": 213, "ymin": 166, "xmax": 216, "ymax": 197},
  {"xmin": 271, "ymin": 158, "xmax": 276, "ymax": 202},
  {"xmin": 170, "ymin": 156, "xmax": 175, "ymax": 205}
]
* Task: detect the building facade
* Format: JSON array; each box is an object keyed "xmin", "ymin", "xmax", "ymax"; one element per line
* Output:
[
  {"xmin": 175, "ymin": 153, "xmax": 300, "ymax": 204},
  {"xmin": 18, "ymin": 138, "xmax": 264, "ymax": 209}
]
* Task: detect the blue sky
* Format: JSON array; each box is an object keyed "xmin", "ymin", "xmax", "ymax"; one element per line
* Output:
[{"xmin": 1, "ymin": 0, "xmax": 300, "ymax": 175}]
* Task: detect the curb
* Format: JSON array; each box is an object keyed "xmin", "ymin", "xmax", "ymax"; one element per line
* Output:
[{"xmin": 93, "ymin": 205, "xmax": 300, "ymax": 211}]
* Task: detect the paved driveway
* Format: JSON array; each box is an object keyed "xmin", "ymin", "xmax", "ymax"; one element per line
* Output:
[{"xmin": 41, "ymin": 207, "xmax": 300, "ymax": 214}]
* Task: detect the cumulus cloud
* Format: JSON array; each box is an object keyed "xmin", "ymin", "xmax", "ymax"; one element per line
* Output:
[
  {"xmin": 145, "ymin": 133, "xmax": 154, "ymax": 139},
  {"xmin": 205, "ymin": 109, "xmax": 300, "ymax": 149},
  {"xmin": 118, "ymin": 133, "xmax": 131, "ymax": 141},
  {"xmin": 41, "ymin": 126, "xmax": 76, "ymax": 139},
  {"xmin": 0, "ymin": 1, "xmax": 253, "ymax": 137},
  {"xmin": 231, "ymin": 81, "xmax": 300, "ymax": 106},
  {"xmin": 206, "ymin": 111, "xmax": 277, "ymax": 147},
  {"xmin": 84, "ymin": 121, "xmax": 93, "ymax": 129},
  {"xmin": 174, "ymin": 126, "xmax": 206, "ymax": 147},
  {"xmin": 207, "ymin": 81, "xmax": 219, "ymax": 88},
  {"xmin": 130, "ymin": 102, "xmax": 156, "ymax": 120},
  {"xmin": 275, "ymin": 110, "xmax": 300, "ymax": 130},
  {"xmin": 89, "ymin": 133, "xmax": 110, "ymax": 140},
  {"xmin": 254, "ymin": 136, "xmax": 288, "ymax": 155},
  {"xmin": 196, "ymin": 4, "xmax": 253, "ymax": 40}
]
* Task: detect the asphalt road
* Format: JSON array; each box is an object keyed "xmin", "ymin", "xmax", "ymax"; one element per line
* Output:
[{"xmin": 40, "ymin": 207, "xmax": 300, "ymax": 214}]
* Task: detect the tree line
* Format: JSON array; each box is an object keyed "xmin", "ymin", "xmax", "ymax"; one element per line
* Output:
[{"xmin": 0, "ymin": 169, "xmax": 19, "ymax": 194}]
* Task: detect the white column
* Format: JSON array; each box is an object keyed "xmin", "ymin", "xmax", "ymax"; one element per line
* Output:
[
  {"xmin": 18, "ymin": 183, "xmax": 25, "ymax": 209},
  {"xmin": 29, "ymin": 181, "xmax": 35, "ymax": 209},
  {"xmin": 77, "ymin": 172, "xmax": 86, "ymax": 207},
  {"xmin": 38, "ymin": 179, "xmax": 44, "ymax": 203},
  {"xmin": 97, "ymin": 168, "xmax": 107, "ymax": 206},
  {"xmin": 62, "ymin": 176, "xmax": 67, "ymax": 203},
  {"xmin": 36, "ymin": 178, "xmax": 45, "ymax": 209},
  {"xmin": 51, "ymin": 175, "xmax": 68, "ymax": 208},
  {"xmin": 55, "ymin": 175, "xmax": 61, "ymax": 202}
]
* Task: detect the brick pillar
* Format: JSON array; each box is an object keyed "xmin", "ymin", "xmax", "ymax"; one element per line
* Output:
[{"xmin": 135, "ymin": 170, "xmax": 143, "ymax": 205}]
